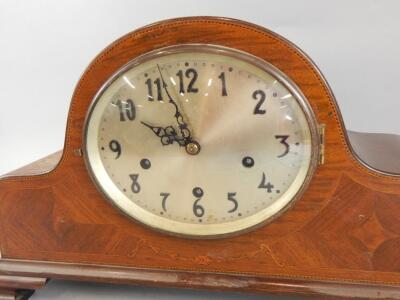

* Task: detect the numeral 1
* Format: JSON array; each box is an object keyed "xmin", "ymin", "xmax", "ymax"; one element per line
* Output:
[{"xmin": 218, "ymin": 72, "xmax": 228, "ymax": 96}]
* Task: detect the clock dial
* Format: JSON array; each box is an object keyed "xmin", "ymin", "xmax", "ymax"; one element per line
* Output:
[{"xmin": 84, "ymin": 45, "xmax": 319, "ymax": 237}]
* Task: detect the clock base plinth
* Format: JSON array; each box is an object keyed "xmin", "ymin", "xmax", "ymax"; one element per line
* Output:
[
  {"xmin": 0, "ymin": 275, "xmax": 47, "ymax": 300},
  {"xmin": 1, "ymin": 261, "xmax": 400, "ymax": 300}
]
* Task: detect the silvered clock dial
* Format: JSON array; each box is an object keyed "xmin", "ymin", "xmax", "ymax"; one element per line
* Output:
[{"xmin": 84, "ymin": 44, "xmax": 319, "ymax": 238}]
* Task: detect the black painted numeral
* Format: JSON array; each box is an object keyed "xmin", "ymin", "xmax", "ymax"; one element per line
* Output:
[
  {"xmin": 116, "ymin": 99, "xmax": 136, "ymax": 121},
  {"xmin": 193, "ymin": 198, "xmax": 205, "ymax": 218},
  {"xmin": 176, "ymin": 70, "xmax": 185, "ymax": 94},
  {"xmin": 275, "ymin": 135, "xmax": 290, "ymax": 157},
  {"xmin": 186, "ymin": 68, "xmax": 198, "ymax": 93},
  {"xmin": 145, "ymin": 78, "xmax": 152, "ymax": 100},
  {"xmin": 145, "ymin": 78, "xmax": 163, "ymax": 101},
  {"xmin": 218, "ymin": 72, "xmax": 228, "ymax": 96},
  {"xmin": 252, "ymin": 90, "xmax": 266, "ymax": 114},
  {"xmin": 258, "ymin": 172, "xmax": 274, "ymax": 193},
  {"xmin": 227, "ymin": 192, "xmax": 238, "ymax": 213},
  {"xmin": 129, "ymin": 174, "xmax": 141, "ymax": 193},
  {"xmin": 109, "ymin": 140, "xmax": 121, "ymax": 159},
  {"xmin": 160, "ymin": 193, "xmax": 169, "ymax": 212},
  {"xmin": 176, "ymin": 68, "xmax": 199, "ymax": 94},
  {"xmin": 192, "ymin": 187, "xmax": 205, "ymax": 218}
]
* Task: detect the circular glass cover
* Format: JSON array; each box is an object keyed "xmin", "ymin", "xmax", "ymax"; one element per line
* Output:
[{"xmin": 84, "ymin": 44, "xmax": 319, "ymax": 238}]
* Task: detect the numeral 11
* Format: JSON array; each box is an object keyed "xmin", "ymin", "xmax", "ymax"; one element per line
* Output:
[{"xmin": 145, "ymin": 78, "xmax": 163, "ymax": 101}]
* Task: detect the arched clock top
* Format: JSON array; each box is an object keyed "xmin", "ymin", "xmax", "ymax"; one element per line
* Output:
[{"xmin": 63, "ymin": 17, "xmax": 336, "ymax": 156}]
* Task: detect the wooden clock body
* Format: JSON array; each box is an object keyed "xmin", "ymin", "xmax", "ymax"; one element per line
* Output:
[{"xmin": 1, "ymin": 17, "xmax": 400, "ymax": 299}]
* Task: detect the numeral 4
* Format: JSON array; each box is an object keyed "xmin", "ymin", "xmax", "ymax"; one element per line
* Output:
[{"xmin": 258, "ymin": 172, "xmax": 274, "ymax": 193}]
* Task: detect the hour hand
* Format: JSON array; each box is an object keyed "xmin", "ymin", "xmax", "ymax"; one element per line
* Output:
[{"xmin": 140, "ymin": 121, "xmax": 185, "ymax": 146}]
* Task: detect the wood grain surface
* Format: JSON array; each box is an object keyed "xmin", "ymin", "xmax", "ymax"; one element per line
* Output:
[{"xmin": 0, "ymin": 17, "xmax": 400, "ymax": 299}]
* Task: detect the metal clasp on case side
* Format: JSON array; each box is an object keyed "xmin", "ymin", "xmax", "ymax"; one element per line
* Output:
[
  {"xmin": 74, "ymin": 148, "xmax": 83, "ymax": 157},
  {"xmin": 318, "ymin": 124, "xmax": 326, "ymax": 165}
]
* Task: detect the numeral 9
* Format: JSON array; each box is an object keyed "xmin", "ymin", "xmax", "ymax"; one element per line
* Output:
[{"xmin": 109, "ymin": 140, "xmax": 121, "ymax": 159}]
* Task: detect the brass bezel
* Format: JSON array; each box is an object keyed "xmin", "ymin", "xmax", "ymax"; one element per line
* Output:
[{"xmin": 83, "ymin": 44, "xmax": 320, "ymax": 239}]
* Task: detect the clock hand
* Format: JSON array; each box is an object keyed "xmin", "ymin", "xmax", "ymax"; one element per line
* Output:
[
  {"xmin": 156, "ymin": 64, "xmax": 193, "ymax": 144},
  {"xmin": 140, "ymin": 121, "xmax": 186, "ymax": 146}
]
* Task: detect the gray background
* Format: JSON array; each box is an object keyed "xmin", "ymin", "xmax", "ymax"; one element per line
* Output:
[{"xmin": 0, "ymin": 0, "xmax": 399, "ymax": 299}]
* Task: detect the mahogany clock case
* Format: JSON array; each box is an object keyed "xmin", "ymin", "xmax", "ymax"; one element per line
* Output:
[{"xmin": 1, "ymin": 17, "xmax": 400, "ymax": 300}]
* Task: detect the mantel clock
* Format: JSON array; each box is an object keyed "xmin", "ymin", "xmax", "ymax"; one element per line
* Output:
[{"xmin": 1, "ymin": 17, "xmax": 400, "ymax": 300}]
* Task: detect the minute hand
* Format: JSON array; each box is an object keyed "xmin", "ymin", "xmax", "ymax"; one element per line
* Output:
[{"xmin": 156, "ymin": 64, "xmax": 193, "ymax": 144}]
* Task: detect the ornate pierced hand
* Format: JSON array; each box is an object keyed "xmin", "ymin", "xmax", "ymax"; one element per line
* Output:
[
  {"xmin": 156, "ymin": 64, "xmax": 193, "ymax": 145},
  {"xmin": 140, "ymin": 121, "xmax": 186, "ymax": 147}
]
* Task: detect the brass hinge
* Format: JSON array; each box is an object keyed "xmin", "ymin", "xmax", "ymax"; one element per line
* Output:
[
  {"xmin": 318, "ymin": 124, "xmax": 326, "ymax": 165},
  {"xmin": 74, "ymin": 148, "xmax": 83, "ymax": 157}
]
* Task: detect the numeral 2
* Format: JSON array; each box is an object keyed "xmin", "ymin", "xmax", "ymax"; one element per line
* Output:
[{"xmin": 252, "ymin": 90, "xmax": 266, "ymax": 114}]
